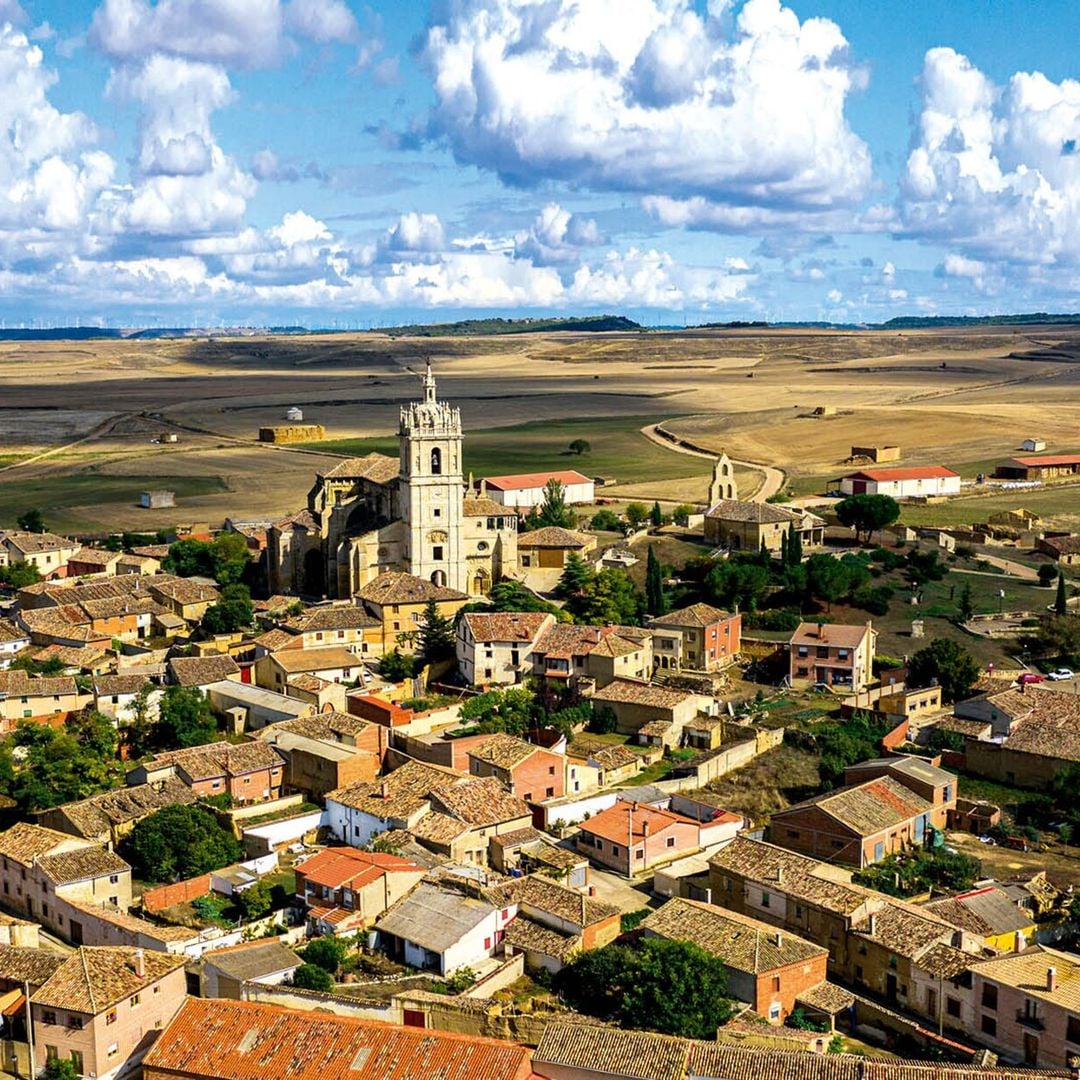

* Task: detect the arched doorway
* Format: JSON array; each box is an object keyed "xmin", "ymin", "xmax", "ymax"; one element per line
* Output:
[{"xmin": 431, "ymin": 570, "xmax": 447, "ymax": 587}]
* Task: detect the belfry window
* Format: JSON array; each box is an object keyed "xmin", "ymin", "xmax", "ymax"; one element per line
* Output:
[{"xmin": 431, "ymin": 448, "xmax": 442, "ymax": 475}]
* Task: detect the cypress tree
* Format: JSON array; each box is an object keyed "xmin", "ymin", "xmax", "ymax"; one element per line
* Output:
[
  {"xmin": 780, "ymin": 530, "xmax": 789, "ymax": 566},
  {"xmin": 646, "ymin": 545, "xmax": 667, "ymax": 616},
  {"xmin": 1057, "ymin": 572, "xmax": 1069, "ymax": 616},
  {"xmin": 790, "ymin": 527, "xmax": 803, "ymax": 565}
]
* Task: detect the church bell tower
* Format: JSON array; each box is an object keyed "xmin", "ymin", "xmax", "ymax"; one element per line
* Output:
[{"xmin": 399, "ymin": 361, "xmax": 465, "ymax": 590}]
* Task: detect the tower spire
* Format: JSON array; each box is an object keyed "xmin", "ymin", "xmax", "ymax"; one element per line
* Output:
[{"xmin": 423, "ymin": 358, "xmax": 437, "ymax": 404}]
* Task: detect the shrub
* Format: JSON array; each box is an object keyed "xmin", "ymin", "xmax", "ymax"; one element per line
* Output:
[
  {"xmin": 303, "ymin": 935, "xmax": 350, "ymax": 975},
  {"xmin": 292, "ymin": 963, "xmax": 334, "ymax": 992},
  {"xmin": 591, "ymin": 509, "xmax": 622, "ymax": 532}
]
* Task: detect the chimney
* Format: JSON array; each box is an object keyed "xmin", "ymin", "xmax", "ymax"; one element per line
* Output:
[
  {"xmin": 1048, "ymin": 966, "xmax": 1057, "ymax": 992},
  {"xmin": 580, "ymin": 891, "xmax": 587, "ymax": 927},
  {"xmin": 776, "ymin": 867, "xmax": 784, "ymax": 885},
  {"xmin": 480, "ymin": 478, "xmax": 487, "ymax": 496},
  {"xmin": 380, "ymin": 781, "xmax": 389, "ymax": 798},
  {"xmin": 133, "ymin": 948, "xmax": 145, "ymax": 978},
  {"xmin": 819, "ymin": 624, "xmax": 827, "ymax": 642},
  {"xmin": 774, "ymin": 931, "xmax": 783, "ymax": 948}
]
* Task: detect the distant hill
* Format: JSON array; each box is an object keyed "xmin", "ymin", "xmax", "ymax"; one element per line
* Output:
[
  {"xmin": 879, "ymin": 313, "xmax": 1080, "ymax": 329},
  {"xmin": 379, "ymin": 315, "xmax": 642, "ymax": 337},
  {"xmin": 0, "ymin": 328, "xmax": 123, "ymax": 341}
]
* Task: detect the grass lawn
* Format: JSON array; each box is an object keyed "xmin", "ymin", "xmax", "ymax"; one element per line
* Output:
[
  {"xmin": 0, "ymin": 470, "xmax": 228, "ymax": 532},
  {"xmin": 898, "ymin": 484, "xmax": 1080, "ymax": 528},
  {"xmin": 298, "ymin": 414, "xmax": 712, "ymax": 487},
  {"xmin": 943, "ymin": 769, "xmax": 1048, "ymax": 821}
]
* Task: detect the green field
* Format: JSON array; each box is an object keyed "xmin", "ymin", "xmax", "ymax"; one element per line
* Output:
[
  {"xmin": 300, "ymin": 414, "xmax": 712, "ymax": 487},
  {"xmin": 0, "ymin": 472, "xmax": 228, "ymax": 532},
  {"xmin": 898, "ymin": 485, "xmax": 1080, "ymax": 527}
]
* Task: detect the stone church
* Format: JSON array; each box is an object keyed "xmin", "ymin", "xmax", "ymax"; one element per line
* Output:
[{"xmin": 268, "ymin": 363, "xmax": 518, "ymax": 599}]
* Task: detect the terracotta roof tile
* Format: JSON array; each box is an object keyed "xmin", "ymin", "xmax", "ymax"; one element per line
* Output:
[
  {"xmin": 356, "ymin": 571, "xmax": 467, "ymax": 605},
  {"xmin": 467, "ymin": 733, "xmax": 542, "ymax": 770},
  {"xmin": 534, "ymin": 1022, "xmax": 689, "ymax": 1080},
  {"xmin": 36, "ymin": 845, "xmax": 130, "ymax": 885},
  {"xmin": 461, "ymin": 611, "xmax": 552, "ymax": 643},
  {"xmin": 32, "ymin": 946, "xmax": 184, "ymax": 1014},
  {"xmin": 774, "ymin": 776, "xmax": 931, "ymax": 837},
  {"xmin": 168, "ymin": 654, "xmax": 240, "ymax": 687},
  {"xmin": 484, "ymin": 470, "xmax": 591, "ymax": 491},
  {"xmin": 590, "ymin": 678, "xmax": 694, "ymax": 710},
  {"xmin": 650, "ymin": 602, "xmax": 734, "ymax": 628},
  {"xmin": 317, "ymin": 453, "xmax": 400, "ymax": 484},
  {"xmin": 517, "ymin": 526, "xmax": 592, "ymax": 549},
  {"xmin": 0, "ymin": 822, "xmax": 84, "ymax": 866},
  {"xmin": 430, "ymin": 776, "xmax": 530, "ymax": 826}
]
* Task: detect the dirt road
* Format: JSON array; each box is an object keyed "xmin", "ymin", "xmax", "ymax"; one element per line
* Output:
[{"xmin": 640, "ymin": 422, "xmax": 785, "ymax": 502}]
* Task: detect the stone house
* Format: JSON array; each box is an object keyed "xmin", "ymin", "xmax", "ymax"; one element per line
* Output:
[
  {"xmin": 517, "ymin": 527, "xmax": 597, "ymax": 571},
  {"xmin": 641, "ymin": 898, "xmax": 830, "ymax": 1023},
  {"xmin": 199, "ymin": 939, "xmax": 300, "ymax": 1000},
  {"xmin": 279, "ymin": 605, "xmax": 383, "ymax": 657},
  {"xmin": 31, "ymin": 946, "xmax": 187, "ymax": 1080},
  {"xmin": 1035, "ymin": 534, "xmax": 1080, "ymax": 565},
  {"xmin": 168, "ymin": 654, "xmax": 241, "ymax": 690},
  {"xmin": 584, "ymin": 630, "xmax": 653, "ymax": 687},
  {"xmin": 788, "ymin": 621, "xmax": 876, "ymax": 692},
  {"xmin": 456, "ymin": 611, "xmax": 556, "ymax": 686},
  {"xmin": 147, "ymin": 577, "xmax": 220, "ymax": 622},
  {"xmin": 648, "ymin": 602, "xmax": 741, "ymax": 672},
  {"xmin": 355, "ymin": 571, "xmax": 469, "ymax": 652},
  {"xmin": 588, "ymin": 678, "xmax": 707, "ymax": 738},
  {"xmin": 254, "ymin": 645, "xmax": 360, "ymax": 693},
  {"xmin": 0, "ymin": 619, "xmax": 30, "ymax": 670},
  {"xmin": 703, "ymin": 501, "xmax": 825, "ymax": 555},
  {"xmin": 128, "ymin": 742, "xmax": 285, "ymax": 804},
  {"xmin": 0, "ymin": 531, "xmax": 80, "ymax": 579},
  {"xmin": 0, "ymin": 671, "xmax": 89, "ymax": 727}
]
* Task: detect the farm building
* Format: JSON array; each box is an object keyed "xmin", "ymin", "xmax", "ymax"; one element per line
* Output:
[
  {"xmin": 849, "ymin": 445, "xmax": 900, "ymax": 463},
  {"xmin": 483, "ymin": 470, "xmax": 595, "ymax": 508},
  {"xmin": 1020, "ymin": 438, "xmax": 1046, "ymax": 452},
  {"xmin": 284, "ymin": 406, "xmax": 304, "ymax": 421},
  {"xmin": 995, "ymin": 454, "xmax": 1080, "ymax": 480},
  {"xmin": 139, "ymin": 490, "xmax": 175, "ymax": 509},
  {"xmin": 837, "ymin": 465, "xmax": 960, "ymax": 498}
]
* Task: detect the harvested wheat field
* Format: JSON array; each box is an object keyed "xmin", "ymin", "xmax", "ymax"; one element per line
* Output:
[{"xmin": 1, "ymin": 325, "xmax": 1079, "ymax": 532}]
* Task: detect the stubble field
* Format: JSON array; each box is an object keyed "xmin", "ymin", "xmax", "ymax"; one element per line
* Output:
[{"xmin": 1, "ymin": 325, "xmax": 1079, "ymax": 533}]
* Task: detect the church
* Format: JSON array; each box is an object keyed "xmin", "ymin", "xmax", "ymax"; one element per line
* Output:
[{"xmin": 268, "ymin": 362, "xmax": 518, "ymax": 599}]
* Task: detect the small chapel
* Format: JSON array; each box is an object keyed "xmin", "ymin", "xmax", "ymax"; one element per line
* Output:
[{"xmin": 267, "ymin": 362, "xmax": 518, "ymax": 599}]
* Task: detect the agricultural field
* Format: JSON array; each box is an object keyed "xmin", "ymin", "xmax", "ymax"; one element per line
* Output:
[{"xmin": 1, "ymin": 323, "xmax": 1080, "ymax": 533}]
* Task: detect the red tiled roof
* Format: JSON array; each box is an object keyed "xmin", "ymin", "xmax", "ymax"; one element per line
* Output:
[
  {"xmin": 578, "ymin": 801, "xmax": 697, "ymax": 845},
  {"xmin": 1008, "ymin": 455, "xmax": 1080, "ymax": 467},
  {"xmin": 484, "ymin": 470, "xmax": 592, "ymax": 491},
  {"xmin": 142, "ymin": 997, "xmax": 533, "ymax": 1080},
  {"xmin": 843, "ymin": 466, "xmax": 958, "ymax": 482},
  {"xmin": 297, "ymin": 847, "xmax": 421, "ymax": 890}
]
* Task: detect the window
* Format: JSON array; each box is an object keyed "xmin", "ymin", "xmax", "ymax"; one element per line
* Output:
[
  {"xmin": 666, "ymin": 837, "xmax": 676, "ymax": 848},
  {"xmin": 760, "ymin": 891, "xmax": 770, "ymax": 908},
  {"xmin": 635, "ymin": 850, "xmax": 644, "ymax": 860},
  {"xmin": 981, "ymin": 1015, "xmax": 996, "ymax": 1036},
  {"xmin": 42, "ymin": 1011, "xmax": 57, "ymax": 1025},
  {"xmin": 108, "ymin": 1042, "xmax": 119, "ymax": 1057},
  {"xmin": 484, "ymin": 937, "xmax": 491, "ymax": 949},
  {"xmin": 433, "ymin": 507, "xmax": 441, "ymax": 518},
  {"xmin": 106, "ymin": 1009, "xmax": 117, "ymax": 1025},
  {"xmin": 1067, "ymin": 1016, "xmax": 1080, "ymax": 1044},
  {"xmin": 546, "ymin": 787, "xmax": 554, "ymax": 798},
  {"xmin": 946, "ymin": 997, "xmax": 961, "ymax": 1019},
  {"xmin": 45, "ymin": 1046, "xmax": 58, "ymax": 1062},
  {"xmin": 131, "ymin": 993, "xmax": 141, "ymax": 1007},
  {"xmin": 768, "ymin": 1002, "xmax": 781, "ymax": 1021},
  {"xmin": 153, "ymin": 985, "xmax": 161, "ymax": 995},
  {"xmin": 981, "ymin": 984, "xmax": 997, "ymax": 1010},
  {"xmin": 70, "ymin": 1052, "xmax": 83, "ymax": 1074},
  {"xmin": 772, "ymin": 976, "xmax": 781, "ymax": 992},
  {"xmin": 433, "ymin": 546, "xmax": 444, "ymax": 561},
  {"xmin": 786, "ymin": 829, "xmax": 800, "ymax": 839},
  {"xmin": 611, "ymin": 845, "xmax": 620, "ymax": 857},
  {"xmin": 67, "ymin": 1016, "xmax": 83, "ymax": 1030},
  {"xmin": 109, "ymin": 874, "xmax": 119, "ymax": 884},
  {"xmin": 431, "ymin": 448, "xmax": 442, "ymax": 475}
]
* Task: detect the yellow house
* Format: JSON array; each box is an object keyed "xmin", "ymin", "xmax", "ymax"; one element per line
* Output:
[
  {"xmin": 356, "ymin": 571, "xmax": 469, "ymax": 651},
  {"xmin": 924, "ymin": 886, "xmax": 1035, "ymax": 953}
]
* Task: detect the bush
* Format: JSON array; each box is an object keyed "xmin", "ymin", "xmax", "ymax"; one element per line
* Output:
[
  {"xmin": 120, "ymin": 804, "xmax": 242, "ymax": 884},
  {"xmin": 591, "ymin": 509, "xmax": 622, "ymax": 532},
  {"xmin": 445, "ymin": 967, "xmax": 478, "ymax": 993},
  {"xmin": 303, "ymin": 935, "xmax": 350, "ymax": 975},
  {"xmin": 744, "ymin": 608, "xmax": 803, "ymax": 631},
  {"xmin": 292, "ymin": 963, "xmax": 334, "ymax": 992},
  {"xmin": 853, "ymin": 849, "xmax": 981, "ymax": 897}
]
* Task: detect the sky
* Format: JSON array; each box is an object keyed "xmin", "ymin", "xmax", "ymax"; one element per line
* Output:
[{"xmin": 3, "ymin": 0, "xmax": 1080, "ymax": 326}]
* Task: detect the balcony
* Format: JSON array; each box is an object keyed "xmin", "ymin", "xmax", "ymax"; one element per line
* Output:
[{"xmin": 1015, "ymin": 1010, "xmax": 1044, "ymax": 1031}]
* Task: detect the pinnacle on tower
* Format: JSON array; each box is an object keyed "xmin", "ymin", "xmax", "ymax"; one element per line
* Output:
[{"xmin": 423, "ymin": 358, "xmax": 437, "ymax": 404}]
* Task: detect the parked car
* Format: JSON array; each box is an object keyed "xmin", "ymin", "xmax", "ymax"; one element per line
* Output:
[
  {"xmin": 1018, "ymin": 672, "xmax": 1044, "ymax": 684},
  {"xmin": 1047, "ymin": 668, "xmax": 1075, "ymax": 681}
]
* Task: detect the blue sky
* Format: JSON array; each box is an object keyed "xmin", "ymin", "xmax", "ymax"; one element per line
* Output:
[{"xmin": 2, "ymin": 0, "xmax": 1080, "ymax": 326}]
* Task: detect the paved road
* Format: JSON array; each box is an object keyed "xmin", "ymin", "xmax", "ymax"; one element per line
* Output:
[
  {"xmin": 639, "ymin": 422, "xmax": 785, "ymax": 503},
  {"xmin": 973, "ymin": 554, "xmax": 1040, "ymax": 581}
]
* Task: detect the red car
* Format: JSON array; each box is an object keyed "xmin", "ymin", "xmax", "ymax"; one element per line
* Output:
[{"xmin": 1018, "ymin": 673, "xmax": 1044, "ymax": 685}]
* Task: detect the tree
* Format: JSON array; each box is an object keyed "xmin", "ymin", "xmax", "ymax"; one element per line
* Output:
[
  {"xmin": 908, "ymin": 639, "xmax": 980, "ymax": 703},
  {"xmin": 417, "ymin": 599, "xmax": 455, "ymax": 663},
  {"xmin": 121, "ymin": 804, "xmax": 241, "ymax": 883},
  {"xmin": 704, "ymin": 560, "xmax": 769, "ymax": 612},
  {"xmin": 462, "ymin": 581, "xmax": 567, "ymax": 620},
  {"xmin": 44, "ymin": 1060, "xmax": 81, "ymax": 1080},
  {"xmin": 1038, "ymin": 564, "xmax": 1058, "ymax": 587},
  {"xmin": 154, "ymin": 686, "xmax": 218, "ymax": 749},
  {"xmin": 235, "ymin": 879, "xmax": 273, "ymax": 921},
  {"xmin": 379, "ymin": 648, "xmax": 419, "ymax": 681},
  {"xmin": 292, "ymin": 963, "xmax": 334, "ymax": 992},
  {"xmin": 0, "ymin": 711, "xmax": 124, "ymax": 812},
  {"xmin": 0, "ymin": 561, "xmax": 41, "ymax": 589},
  {"xmin": 525, "ymin": 479, "xmax": 576, "ymax": 530},
  {"xmin": 122, "ymin": 683, "xmax": 157, "ymax": 758},
  {"xmin": 569, "ymin": 568, "xmax": 644, "ymax": 626},
  {"xmin": 303, "ymin": 935, "xmax": 350, "ymax": 974},
  {"xmin": 1057, "ymin": 572, "xmax": 1069, "ymax": 616},
  {"xmin": 554, "ymin": 938, "xmax": 735, "ymax": 1039},
  {"xmin": 16, "ymin": 509, "xmax": 45, "ymax": 533},
  {"xmin": 164, "ymin": 538, "xmax": 216, "ymax": 578},
  {"xmin": 788, "ymin": 527, "xmax": 803, "ymax": 565},
  {"xmin": 459, "ymin": 687, "xmax": 536, "ymax": 736},
  {"xmin": 645, "ymin": 545, "xmax": 667, "ymax": 617},
  {"xmin": 590, "ymin": 509, "xmax": 621, "ymax": 532},
  {"xmin": 210, "ymin": 532, "xmax": 253, "ymax": 585},
  {"xmin": 555, "ymin": 552, "xmax": 595, "ymax": 599},
  {"xmin": 671, "ymin": 504, "xmax": 693, "ymax": 527},
  {"xmin": 202, "ymin": 583, "xmax": 254, "ymax": 635},
  {"xmin": 1037, "ymin": 615, "xmax": 1080, "ymax": 667},
  {"xmin": 568, "ymin": 438, "xmax": 591, "ymax": 455},
  {"xmin": 854, "ymin": 849, "xmax": 981, "ymax": 898},
  {"xmin": 817, "ymin": 711, "xmax": 893, "ymax": 788},
  {"xmin": 957, "ymin": 580, "xmax": 974, "ymax": 622},
  {"xmin": 624, "ymin": 502, "xmax": 648, "ymax": 529},
  {"xmin": 835, "ymin": 494, "xmax": 900, "ymax": 544},
  {"xmin": 806, "ymin": 554, "xmax": 852, "ymax": 612},
  {"xmin": 649, "ymin": 501, "xmax": 664, "ymax": 528}
]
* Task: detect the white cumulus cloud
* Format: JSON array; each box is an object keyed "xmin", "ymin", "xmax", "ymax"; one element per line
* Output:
[
  {"xmin": 900, "ymin": 47, "xmax": 1080, "ymax": 272},
  {"xmin": 423, "ymin": 0, "xmax": 870, "ymax": 230}
]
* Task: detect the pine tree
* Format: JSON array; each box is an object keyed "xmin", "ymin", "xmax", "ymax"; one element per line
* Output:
[
  {"xmin": 650, "ymin": 501, "xmax": 664, "ymax": 528},
  {"xmin": 958, "ymin": 580, "xmax": 974, "ymax": 622},
  {"xmin": 1057, "ymin": 572, "xmax": 1069, "ymax": 616},
  {"xmin": 646, "ymin": 545, "xmax": 667, "ymax": 616},
  {"xmin": 555, "ymin": 552, "xmax": 594, "ymax": 599},
  {"xmin": 418, "ymin": 599, "xmax": 456, "ymax": 663}
]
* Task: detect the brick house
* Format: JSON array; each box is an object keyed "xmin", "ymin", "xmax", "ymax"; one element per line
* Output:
[
  {"xmin": 31, "ymin": 946, "xmax": 186, "ymax": 1080},
  {"xmin": 142, "ymin": 996, "xmax": 535, "ymax": 1080},
  {"xmin": 842, "ymin": 757, "xmax": 956, "ymax": 831},
  {"xmin": 788, "ymin": 621, "xmax": 877, "ymax": 692},
  {"xmin": 456, "ymin": 611, "xmax": 556, "ymax": 686},
  {"xmin": 769, "ymin": 775, "xmax": 937, "ymax": 867},
  {"xmin": 467, "ymin": 733, "xmax": 566, "ymax": 802},
  {"xmin": 295, "ymin": 847, "xmax": 425, "ymax": 934},
  {"xmin": 575, "ymin": 802, "xmax": 719, "ymax": 877},
  {"xmin": 129, "ymin": 742, "xmax": 285, "ymax": 804},
  {"xmin": 66, "ymin": 548, "xmax": 124, "ymax": 578},
  {"xmin": 648, "ymin": 603, "xmax": 742, "ymax": 672},
  {"xmin": 641, "ymin": 898, "xmax": 829, "ymax": 1023}
]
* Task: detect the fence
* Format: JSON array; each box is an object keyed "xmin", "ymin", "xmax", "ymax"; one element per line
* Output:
[{"xmin": 142, "ymin": 873, "xmax": 212, "ymax": 913}]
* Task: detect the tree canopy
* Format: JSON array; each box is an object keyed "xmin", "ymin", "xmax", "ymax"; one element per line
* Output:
[
  {"xmin": 16, "ymin": 509, "xmax": 46, "ymax": 533},
  {"xmin": 554, "ymin": 938, "xmax": 735, "ymax": 1039},
  {"xmin": 817, "ymin": 711, "xmax": 894, "ymax": 789},
  {"xmin": 164, "ymin": 532, "xmax": 251, "ymax": 585},
  {"xmin": 292, "ymin": 963, "xmax": 334, "ymax": 992},
  {"xmin": 524, "ymin": 479, "xmax": 576, "ymax": 531},
  {"xmin": 568, "ymin": 438, "xmax": 591, "ymax": 455},
  {"xmin": 120, "ymin": 804, "xmax": 242, "ymax": 883},
  {"xmin": 417, "ymin": 598, "xmax": 456, "ymax": 663},
  {"xmin": 202, "ymin": 583, "xmax": 254, "ymax": 635},
  {"xmin": 154, "ymin": 685, "xmax": 219, "ymax": 749},
  {"xmin": 645, "ymin": 545, "xmax": 667, "ymax": 616},
  {"xmin": 908, "ymin": 639, "xmax": 980, "ymax": 703},
  {"xmin": 835, "ymin": 494, "xmax": 900, "ymax": 543}
]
